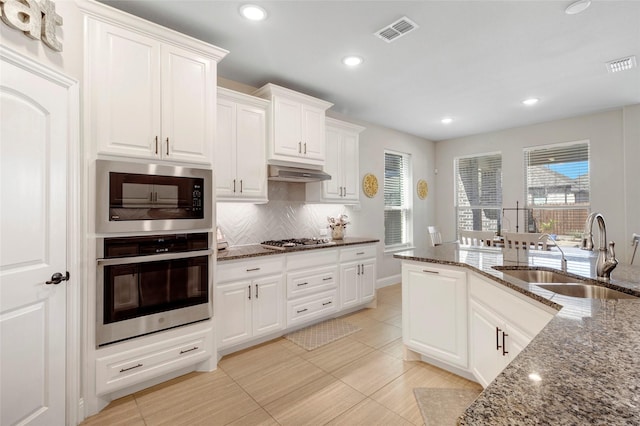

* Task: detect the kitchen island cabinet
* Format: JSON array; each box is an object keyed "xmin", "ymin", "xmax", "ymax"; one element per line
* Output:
[{"xmin": 84, "ymin": 6, "xmax": 227, "ymax": 164}]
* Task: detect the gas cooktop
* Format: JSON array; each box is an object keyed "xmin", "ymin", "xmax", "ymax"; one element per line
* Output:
[{"xmin": 261, "ymin": 238, "xmax": 336, "ymax": 250}]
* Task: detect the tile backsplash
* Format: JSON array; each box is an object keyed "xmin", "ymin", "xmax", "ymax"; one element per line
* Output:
[{"xmin": 216, "ymin": 181, "xmax": 354, "ymax": 246}]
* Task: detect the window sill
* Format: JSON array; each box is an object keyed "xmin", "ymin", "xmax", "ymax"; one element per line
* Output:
[{"xmin": 384, "ymin": 245, "xmax": 415, "ymax": 255}]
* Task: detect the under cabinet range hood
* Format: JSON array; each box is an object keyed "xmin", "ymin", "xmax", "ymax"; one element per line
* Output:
[{"xmin": 268, "ymin": 165, "xmax": 331, "ymax": 183}]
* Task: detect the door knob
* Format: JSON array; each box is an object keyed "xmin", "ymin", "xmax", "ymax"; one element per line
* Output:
[{"xmin": 46, "ymin": 271, "xmax": 70, "ymax": 285}]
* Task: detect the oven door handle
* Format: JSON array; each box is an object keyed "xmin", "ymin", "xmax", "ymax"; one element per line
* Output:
[{"xmin": 97, "ymin": 249, "xmax": 213, "ymax": 266}]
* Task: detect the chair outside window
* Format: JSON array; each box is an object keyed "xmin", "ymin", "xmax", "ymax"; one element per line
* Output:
[
  {"xmin": 428, "ymin": 226, "xmax": 442, "ymax": 246},
  {"xmin": 459, "ymin": 230, "xmax": 496, "ymax": 247},
  {"xmin": 504, "ymin": 232, "xmax": 547, "ymax": 250}
]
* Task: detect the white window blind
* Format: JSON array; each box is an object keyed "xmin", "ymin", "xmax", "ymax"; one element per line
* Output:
[
  {"xmin": 524, "ymin": 141, "xmax": 590, "ymax": 242},
  {"xmin": 455, "ymin": 153, "xmax": 502, "ymax": 233},
  {"xmin": 384, "ymin": 151, "xmax": 411, "ymax": 248}
]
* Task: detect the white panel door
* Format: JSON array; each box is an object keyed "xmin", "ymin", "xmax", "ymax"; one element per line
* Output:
[
  {"xmin": 323, "ymin": 127, "xmax": 342, "ymax": 199},
  {"xmin": 340, "ymin": 263, "xmax": 359, "ymax": 309},
  {"xmin": 161, "ymin": 44, "xmax": 213, "ymax": 164},
  {"xmin": 252, "ymin": 275, "xmax": 284, "ymax": 337},
  {"xmin": 235, "ymin": 103, "xmax": 267, "ymax": 200},
  {"xmin": 1, "ymin": 54, "xmax": 69, "ymax": 425},
  {"xmin": 360, "ymin": 261, "xmax": 376, "ymax": 303},
  {"xmin": 216, "ymin": 281, "xmax": 252, "ymax": 348},
  {"xmin": 469, "ymin": 299, "xmax": 504, "ymax": 388},
  {"xmin": 273, "ymin": 96, "xmax": 302, "ymax": 157},
  {"xmin": 215, "ymin": 98, "xmax": 236, "ymax": 197},
  {"xmin": 301, "ymin": 105, "xmax": 325, "ymax": 160},
  {"xmin": 341, "ymin": 132, "xmax": 359, "ymax": 201}
]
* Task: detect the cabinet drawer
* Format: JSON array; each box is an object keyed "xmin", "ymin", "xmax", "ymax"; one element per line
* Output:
[
  {"xmin": 286, "ymin": 249, "xmax": 338, "ymax": 270},
  {"xmin": 287, "ymin": 290, "xmax": 338, "ymax": 327},
  {"xmin": 340, "ymin": 244, "xmax": 375, "ymax": 263},
  {"xmin": 469, "ymin": 274, "xmax": 554, "ymax": 338},
  {"xmin": 96, "ymin": 328, "xmax": 212, "ymax": 395},
  {"xmin": 287, "ymin": 265, "xmax": 337, "ymax": 299},
  {"xmin": 217, "ymin": 256, "xmax": 284, "ymax": 283}
]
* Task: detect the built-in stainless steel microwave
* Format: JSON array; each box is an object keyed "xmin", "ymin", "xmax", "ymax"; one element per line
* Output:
[{"xmin": 96, "ymin": 160, "xmax": 212, "ymax": 233}]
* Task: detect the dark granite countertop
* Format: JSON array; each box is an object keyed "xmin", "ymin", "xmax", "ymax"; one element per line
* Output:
[
  {"xmin": 217, "ymin": 237, "xmax": 379, "ymax": 262},
  {"xmin": 394, "ymin": 244, "xmax": 640, "ymax": 425}
]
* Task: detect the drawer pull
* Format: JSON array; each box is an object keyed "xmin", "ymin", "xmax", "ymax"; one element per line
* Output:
[
  {"xmin": 422, "ymin": 269, "xmax": 440, "ymax": 274},
  {"xmin": 502, "ymin": 332, "xmax": 509, "ymax": 356},
  {"xmin": 180, "ymin": 346, "xmax": 199, "ymax": 355},
  {"xmin": 246, "ymin": 267, "xmax": 261, "ymax": 272},
  {"xmin": 296, "ymin": 308, "xmax": 308, "ymax": 314},
  {"xmin": 297, "ymin": 282, "xmax": 309, "ymax": 287},
  {"xmin": 356, "ymin": 252, "xmax": 365, "ymax": 255},
  {"xmin": 322, "ymin": 277, "xmax": 332, "ymax": 281},
  {"xmin": 119, "ymin": 363, "xmax": 143, "ymax": 373},
  {"xmin": 496, "ymin": 327, "xmax": 502, "ymax": 351},
  {"xmin": 322, "ymin": 301, "xmax": 332, "ymax": 306}
]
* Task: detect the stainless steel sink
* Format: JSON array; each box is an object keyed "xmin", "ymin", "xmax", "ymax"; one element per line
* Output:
[
  {"xmin": 498, "ymin": 269, "xmax": 589, "ymax": 284},
  {"xmin": 537, "ymin": 284, "xmax": 637, "ymax": 300}
]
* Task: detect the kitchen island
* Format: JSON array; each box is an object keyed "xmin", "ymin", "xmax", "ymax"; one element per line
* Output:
[{"xmin": 394, "ymin": 244, "xmax": 640, "ymax": 425}]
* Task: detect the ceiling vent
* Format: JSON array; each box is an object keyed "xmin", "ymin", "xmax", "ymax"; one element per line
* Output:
[
  {"xmin": 606, "ymin": 56, "xmax": 637, "ymax": 73},
  {"xmin": 374, "ymin": 16, "xmax": 419, "ymax": 43}
]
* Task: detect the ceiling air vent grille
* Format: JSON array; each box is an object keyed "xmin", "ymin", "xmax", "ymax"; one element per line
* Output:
[
  {"xmin": 375, "ymin": 16, "xmax": 419, "ymax": 43},
  {"xmin": 606, "ymin": 56, "xmax": 637, "ymax": 73}
]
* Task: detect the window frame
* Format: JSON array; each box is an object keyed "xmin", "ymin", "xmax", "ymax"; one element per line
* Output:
[
  {"xmin": 383, "ymin": 150, "xmax": 413, "ymax": 252},
  {"xmin": 454, "ymin": 151, "xmax": 503, "ymax": 235},
  {"xmin": 523, "ymin": 140, "xmax": 590, "ymax": 241}
]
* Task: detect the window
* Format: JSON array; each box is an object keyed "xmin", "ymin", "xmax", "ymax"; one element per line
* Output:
[
  {"xmin": 384, "ymin": 151, "xmax": 412, "ymax": 249},
  {"xmin": 455, "ymin": 153, "xmax": 502, "ymax": 233},
  {"xmin": 524, "ymin": 141, "xmax": 590, "ymax": 244}
]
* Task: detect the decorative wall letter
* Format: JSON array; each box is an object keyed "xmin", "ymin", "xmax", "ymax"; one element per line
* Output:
[{"xmin": 0, "ymin": 0, "xmax": 63, "ymax": 52}]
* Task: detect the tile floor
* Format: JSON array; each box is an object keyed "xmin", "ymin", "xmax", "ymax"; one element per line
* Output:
[{"xmin": 81, "ymin": 284, "xmax": 482, "ymax": 426}]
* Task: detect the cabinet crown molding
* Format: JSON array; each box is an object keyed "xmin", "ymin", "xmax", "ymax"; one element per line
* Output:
[
  {"xmin": 253, "ymin": 83, "xmax": 333, "ymax": 110},
  {"xmin": 218, "ymin": 86, "xmax": 270, "ymax": 108}
]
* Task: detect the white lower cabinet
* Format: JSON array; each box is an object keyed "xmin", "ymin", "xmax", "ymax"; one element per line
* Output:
[
  {"xmin": 95, "ymin": 325, "xmax": 213, "ymax": 395},
  {"xmin": 468, "ymin": 273, "xmax": 554, "ymax": 387},
  {"xmin": 401, "ymin": 262, "xmax": 468, "ymax": 368},
  {"xmin": 339, "ymin": 245, "xmax": 376, "ymax": 309},
  {"xmin": 216, "ymin": 258, "xmax": 285, "ymax": 349}
]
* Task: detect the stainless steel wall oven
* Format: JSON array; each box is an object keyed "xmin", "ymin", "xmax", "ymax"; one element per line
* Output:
[{"xmin": 96, "ymin": 233, "xmax": 213, "ymax": 346}]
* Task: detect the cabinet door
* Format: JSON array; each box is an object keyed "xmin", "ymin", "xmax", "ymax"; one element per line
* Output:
[
  {"xmin": 161, "ymin": 44, "xmax": 214, "ymax": 164},
  {"xmin": 340, "ymin": 263, "xmax": 359, "ymax": 309},
  {"xmin": 402, "ymin": 264, "xmax": 468, "ymax": 368},
  {"xmin": 469, "ymin": 299, "xmax": 504, "ymax": 388},
  {"xmin": 503, "ymin": 323, "xmax": 530, "ymax": 364},
  {"xmin": 235, "ymin": 104, "xmax": 267, "ymax": 200},
  {"xmin": 302, "ymin": 105, "xmax": 325, "ymax": 160},
  {"xmin": 92, "ymin": 20, "xmax": 161, "ymax": 159},
  {"xmin": 215, "ymin": 98, "xmax": 237, "ymax": 197},
  {"xmin": 273, "ymin": 96, "xmax": 302, "ymax": 158},
  {"xmin": 216, "ymin": 281, "xmax": 252, "ymax": 348},
  {"xmin": 341, "ymin": 132, "xmax": 359, "ymax": 201},
  {"xmin": 322, "ymin": 127, "xmax": 342, "ymax": 200},
  {"xmin": 360, "ymin": 261, "xmax": 376, "ymax": 303},
  {"xmin": 252, "ymin": 275, "xmax": 284, "ymax": 337}
]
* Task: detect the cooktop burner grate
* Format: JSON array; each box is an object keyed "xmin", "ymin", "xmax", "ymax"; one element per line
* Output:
[{"xmin": 261, "ymin": 238, "xmax": 335, "ymax": 250}]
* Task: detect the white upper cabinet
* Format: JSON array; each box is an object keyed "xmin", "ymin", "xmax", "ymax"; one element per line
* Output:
[
  {"xmin": 307, "ymin": 118, "xmax": 365, "ymax": 204},
  {"xmin": 84, "ymin": 6, "xmax": 227, "ymax": 164},
  {"xmin": 216, "ymin": 88, "xmax": 268, "ymax": 202},
  {"xmin": 253, "ymin": 83, "xmax": 333, "ymax": 167}
]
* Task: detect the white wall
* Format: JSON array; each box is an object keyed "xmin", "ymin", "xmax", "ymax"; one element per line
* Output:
[{"xmin": 435, "ymin": 106, "xmax": 640, "ymax": 262}]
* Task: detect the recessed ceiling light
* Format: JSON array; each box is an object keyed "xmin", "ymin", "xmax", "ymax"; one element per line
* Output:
[
  {"xmin": 240, "ymin": 4, "xmax": 267, "ymax": 21},
  {"xmin": 565, "ymin": 0, "xmax": 591, "ymax": 15},
  {"xmin": 441, "ymin": 117, "xmax": 453, "ymax": 124},
  {"xmin": 342, "ymin": 56, "xmax": 363, "ymax": 67},
  {"xmin": 522, "ymin": 98, "xmax": 539, "ymax": 106}
]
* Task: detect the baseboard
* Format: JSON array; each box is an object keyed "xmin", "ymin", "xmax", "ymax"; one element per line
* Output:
[{"xmin": 377, "ymin": 274, "xmax": 401, "ymax": 288}]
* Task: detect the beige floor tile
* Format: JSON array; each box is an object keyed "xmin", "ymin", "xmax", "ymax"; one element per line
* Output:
[
  {"xmin": 225, "ymin": 408, "xmax": 279, "ymax": 426},
  {"xmin": 338, "ymin": 309, "xmax": 381, "ymax": 330},
  {"xmin": 218, "ymin": 338, "xmax": 298, "ymax": 380},
  {"xmin": 135, "ymin": 370, "xmax": 259, "ymax": 426},
  {"xmin": 379, "ymin": 338, "xmax": 406, "ymax": 359},
  {"xmin": 276, "ymin": 336, "xmax": 309, "ymax": 355},
  {"xmin": 370, "ymin": 361, "xmax": 472, "ymax": 425},
  {"xmin": 350, "ymin": 321, "xmax": 403, "ymax": 348},
  {"xmin": 264, "ymin": 375, "xmax": 366, "ymax": 425},
  {"xmin": 383, "ymin": 313, "xmax": 403, "ymax": 327},
  {"xmin": 362, "ymin": 302, "xmax": 402, "ymax": 322},
  {"xmin": 326, "ymin": 398, "xmax": 415, "ymax": 426},
  {"xmin": 302, "ymin": 336, "xmax": 374, "ymax": 372},
  {"xmin": 80, "ymin": 395, "xmax": 144, "ymax": 426},
  {"xmin": 235, "ymin": 356, "xmax": 326, "ymax": 406},
  {"xmin": 332, "ymin": 351, "xmax": 415, "ymax": 396}
]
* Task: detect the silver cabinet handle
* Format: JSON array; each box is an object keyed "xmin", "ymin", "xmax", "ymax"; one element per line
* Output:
[
  {"xmin": 240, "ymin": 180, "xmax": 243, "ymax": 193},
  {"xmin": 496, "ymin": 327, "xmax": 502, "ymax": 351},
  {"xmin": 502, "ymin": 332, "xmax": 509, "ymax": 356},
  {"xmin": 304, "ymin": 142, "xmax": 307, "ymax": 154},
  {"xmin": 422, "ymin": 269, "xmax": 440, "ymax": 274},
  {"xmin": 248, "ymin": 285, "xmax": 251, "ymax": 300},
  {"xmin": 297, "ymin": 308, "xmax": 308, "ymax": 313},
  {"xmin": 322, "ymin": 277, "xmax": 332, "ymax": 281},
  {"xmin": 255, "ymin": 284, "xmax": 259, "ymax": 298},
  {"xmin": 298, "ymin": 142, "xmax": 302, "ymax": 153},
  {"xmin": 297, "ymin": 282, "xmax": 309, "ymax": 287},
  {"xmin": 166, "ymin": 137, "xmax": 169, "ymax": 156},
  {"xmin": 246, "ymin": 267, "xmax": 260, "ymax": 272},
  {"xmin": 322, "ymin": 301, "xmax": 332, "ymax": 306},
  {"xmin": 233, "ymin": 179, "xmax": 236, "ymax": 193},
  {"xmin": 155, "ymin": 136, "xmax": 158, "ymax": 155},
  {"xmin": 120, "ymin": 363, "xmax": 143, "ymax": 373},
  {"xmin": 180, "ymin": 346, "xmax": 198, "ymax": 355}
]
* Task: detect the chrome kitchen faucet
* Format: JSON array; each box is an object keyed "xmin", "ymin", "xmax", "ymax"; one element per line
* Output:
[{"xmin": 580, "ymin": 212, "xmax": 618, "ymax": 279}]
